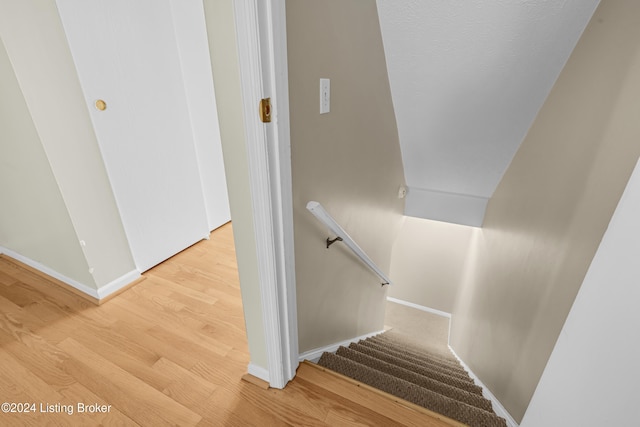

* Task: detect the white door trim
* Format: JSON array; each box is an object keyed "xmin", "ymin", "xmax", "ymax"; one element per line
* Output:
[{"xmin": 233, "ymin": 0, "xmax": 298, "ymax": 389}]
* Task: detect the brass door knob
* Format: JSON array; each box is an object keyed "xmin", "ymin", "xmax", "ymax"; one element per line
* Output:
[{"xmin": 95, "ymin": 99, "xmax": 107, "ymax": 111}]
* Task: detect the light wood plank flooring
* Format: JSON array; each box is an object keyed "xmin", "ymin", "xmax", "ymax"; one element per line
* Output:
[{"xmin": 0, "ymin": 223, "xmax": 452, "ymax": 426}]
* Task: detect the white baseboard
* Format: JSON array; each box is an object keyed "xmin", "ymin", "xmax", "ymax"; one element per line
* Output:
[
  {"xmin": 0, "ymin": 246, "xmax": 141, "ymax": 302},
  {"xmin": 0, "ymin": 246, "xmax": 101, "ymax": 299},
  {"xmin": 96, "ymin": 269, "xmax": 142, "ymax": 300},
  {"xmin": 386, "ymin": 296, "xmax": 452, "ymax": 319},
  {"xmin": 247, "ymin": 362, "xmax": 270, "ymax": 383},
  {"xmin": 298, "ymin": 329, "xmax": 386, "ymax": 363},
  {"xmin": 448, "ymin": 346, "xmax": 519, "ymax": 427}
]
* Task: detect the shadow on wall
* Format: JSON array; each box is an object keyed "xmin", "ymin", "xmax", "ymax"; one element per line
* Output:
[
  {"xmin": 389, "ymin": 0, "xmax": 640, "ymax": 423},
  {"xmin": 287, "ymin": 0, "xmax": 406, "ymax": 354},
  {"xmin": 388, "ymin": 216, "xmax": 475, "ymax": 313},
  {"xmin": 449, "ymin": 0, "xmax": 640, "ymax": 422}
]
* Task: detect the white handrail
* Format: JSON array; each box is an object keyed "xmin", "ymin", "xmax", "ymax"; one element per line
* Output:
[{"xmin": 306, "ymin": 201, "xmax": 391, "ymax": 286}]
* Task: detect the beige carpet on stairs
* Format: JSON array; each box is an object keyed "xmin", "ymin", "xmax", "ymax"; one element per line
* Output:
[{"xmin": 316, "ymin": 302, "xmax": 507, "ymax": 427}]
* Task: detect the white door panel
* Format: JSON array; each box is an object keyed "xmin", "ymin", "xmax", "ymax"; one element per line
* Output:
[
  {"xmin": 170, "ymin": 0, "xmax": 231, "ymax": 231},
  {"xmin": 57, "ymin": 0, "xmax": 210, "ymax": 271}
]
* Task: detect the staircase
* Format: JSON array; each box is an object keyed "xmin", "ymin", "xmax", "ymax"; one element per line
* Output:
[{"xmin": 317, "ymin": 332, "xmax": 507, "ymax": 427}]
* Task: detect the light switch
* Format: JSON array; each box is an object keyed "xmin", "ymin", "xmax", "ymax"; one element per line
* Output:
[{"xmin": 320, "ymin": 78, "xmax": 330, "ymax": 114}]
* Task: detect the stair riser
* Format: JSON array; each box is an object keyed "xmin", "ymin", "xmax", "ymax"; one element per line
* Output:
[
  {"xmin": 358, "ymin": 340, "xmax": 474, "ymax": 383},
  {"xmin": 336, "ymin": 346, "xmax": 494, "ymax": 412},
  {"xmin": 369, "ymin": 337, "xmax": 463, "ymax": 369},
  {"xmin": 349, "ymin": 343, "xmax": 484, "ymax": 396},
  {"xmin": 318, "ymin": 353, "xmax": 507, "ymax": 427}
]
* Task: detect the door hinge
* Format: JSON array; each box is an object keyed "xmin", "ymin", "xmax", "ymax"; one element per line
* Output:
[{"xmin": 259, "ymin": 98, "xmax": 272, "ymax": 123}]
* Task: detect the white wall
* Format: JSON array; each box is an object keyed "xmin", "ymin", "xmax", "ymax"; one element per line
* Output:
[
  {"xmin": 449, "ymin": 1, "xmax": 640, "ymax": 420},
  {"xmin": 0, "ymin": 0, "xmax": 136, "ymax": 289},
  {"xmin": 0, "ymin": 38, "xmax": 94, "ymax": 286},
  {"xmin": 388, "ymin": 217, "xmax": 473, "ymax": 313},
  {"xmin": 388, "ymin": 1, "xmax": 640, "ymax": 421},
  {"xmin": 376, "ymin": 0, "xmax": 600, "ymax": 225},
  {"xmin": 287, "ymin": 0, "xmax": 406, "ymax": 353},
  {"xmin": 520, "ymin": 157, "xmax": 640, "ymax": 426}
]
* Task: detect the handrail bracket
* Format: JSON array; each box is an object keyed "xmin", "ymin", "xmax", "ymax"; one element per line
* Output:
[
  {"xmin": 306, "ymin": 200, "xmax": 392, "ymax": 286},
  {"xmin": 326, "ymin": 236, "xmax": 343, "ymax": 248}
]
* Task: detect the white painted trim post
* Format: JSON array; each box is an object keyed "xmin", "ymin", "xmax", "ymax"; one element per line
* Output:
[
  {"xmin": 259, "ymin": 0, "xmax": 300, "ymax": 387},
  {"xmin": 233, "ymin": 0, "xmax": 298, "ymax": 389}
]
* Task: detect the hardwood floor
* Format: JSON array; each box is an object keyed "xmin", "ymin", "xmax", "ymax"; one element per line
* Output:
[{"xmin": 0, "ymin": 223, "xmax": 454, "ymax": 426}]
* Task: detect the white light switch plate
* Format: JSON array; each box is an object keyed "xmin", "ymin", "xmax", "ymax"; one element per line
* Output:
[{"xmin": 320, "ymin": 78, "xmax": 330, "ymax": 114}]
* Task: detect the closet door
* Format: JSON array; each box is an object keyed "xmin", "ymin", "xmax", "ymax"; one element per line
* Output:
[
  {"xmin": 57, "ymin": 0, "xmax": 210, "ymax": 271},
  {"xmin": 170, "ymin": 0, "xmax": 231, "ymax": 232}
]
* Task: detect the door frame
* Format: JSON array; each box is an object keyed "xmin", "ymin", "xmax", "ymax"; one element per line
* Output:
[{"xmin": 233, "ymin": 0, "xmax": 298, "ymax": 388}]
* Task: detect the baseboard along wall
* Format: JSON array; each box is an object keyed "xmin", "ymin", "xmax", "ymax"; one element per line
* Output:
[
  {"xmin": 247, "ymin": 362, "xmax": 270, "ymax": 384},
  {"xmin": 448, "ymin": 346, "xmax": 519, "ymax": 427},
  {"xmin": 0, "ymin": 247, "xmax": 142, "ymax": 305},
  {"xmin": 386, "ymin": 296, "xmax": 452, "ymax": 318},
  {"xmin": 298, "ymin": 329, "xmax": 386, "ymax": 363}
]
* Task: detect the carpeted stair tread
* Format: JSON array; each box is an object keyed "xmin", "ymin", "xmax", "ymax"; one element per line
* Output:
[
  {"xmin": 359, "ymin": 340, "xmax": 467, "ymax": 376},
  {"xmin": 349, "ymin": 343, "xmax": 483, "ymax": 395},
  {"xmin": 367, "ymin": 333, "xmax": 459, "ymax": 366},
  {"xmin": 369, "ymin": 336, "xmax": 462, "ymax": 367},
  {"xmin": 370, "ymin": 334, "xmax": 459, "ymax": 363},
  {"xmin": 374, "ymin": 332, "xmax": 458, "ymax": 359},
  {"xmin": 318, "ymin": 352, "xmax": 507, "ymax": 427},
  {"xmin": 366, "ymin": 337, "xmax": 467, "ymax": 373},
  {"xmin": 358, "ymin": 341, "xmax": 473, "ymax": 384},
  {"xmin": 362, "ymin": 337, "xmax": 466, "ymax": 373},
  {"xmin": 356, "ymin": 340, "xmax": 475, "ymax": 383},
  {"xmin": 373, "ymin": 333, "xmax": 459, "ymax": 360},
  {"xmin": 335, "ymin": 346, "xmax": 494, "ymax": 412}
]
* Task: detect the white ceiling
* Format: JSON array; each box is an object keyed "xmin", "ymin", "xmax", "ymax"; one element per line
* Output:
[{"xmin": 377, "ymin": 0, "xmax": 600, "ymax": 226}]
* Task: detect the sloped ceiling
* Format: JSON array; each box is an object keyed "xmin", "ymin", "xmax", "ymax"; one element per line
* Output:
[{"xmin": 377, "ymin": 0, "xmax": 600, "ymax": 226}]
